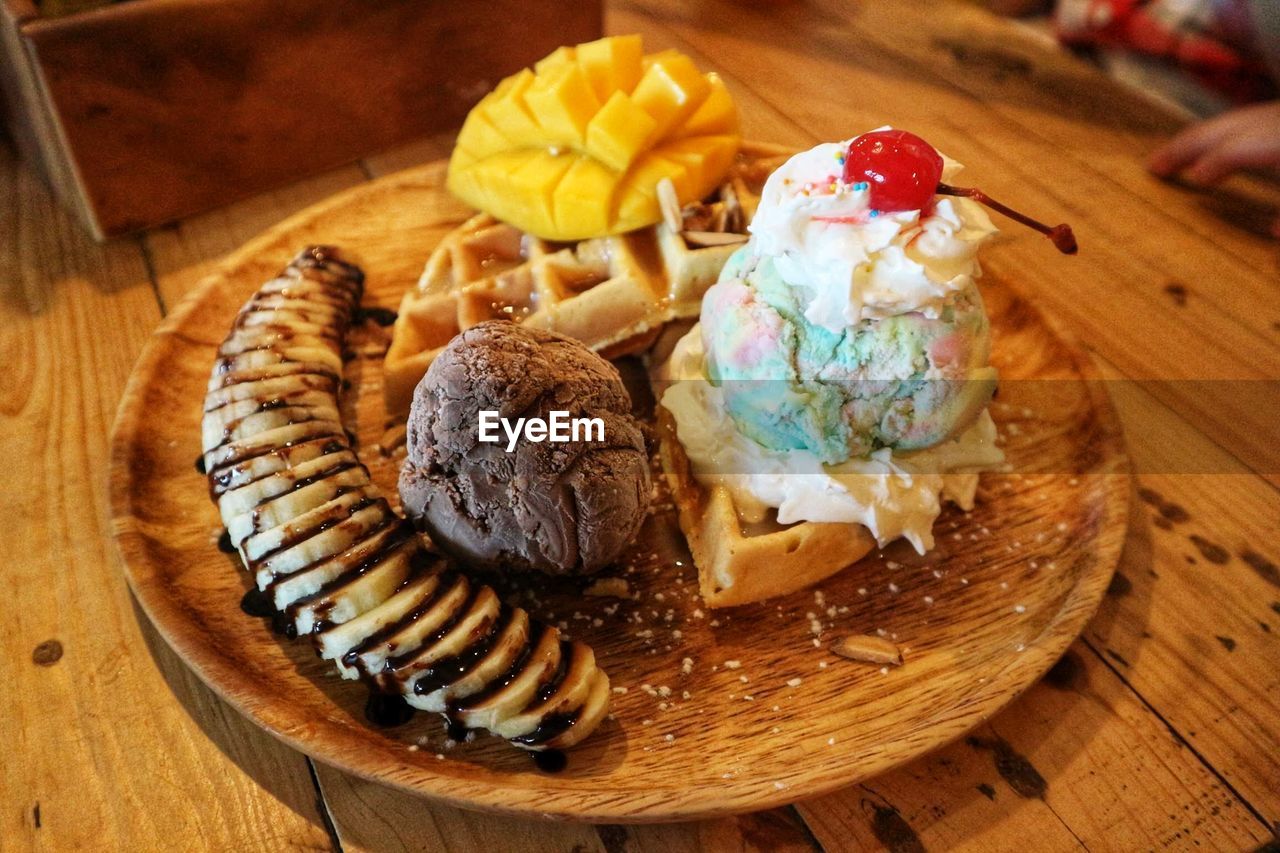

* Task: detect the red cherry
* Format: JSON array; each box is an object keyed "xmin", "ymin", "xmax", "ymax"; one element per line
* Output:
[{"xmin": 843, "ymin": 130, "xmax": 944, "ymax": 212}]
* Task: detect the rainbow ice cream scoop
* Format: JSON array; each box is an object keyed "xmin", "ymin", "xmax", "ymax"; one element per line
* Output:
[
  {"xmin": 702, "ymin": 251, "xmax": 996, "ymax": 464},
  {"xmin": 697, "ymin": 131, "xmax": 999, "ymax": 465}
]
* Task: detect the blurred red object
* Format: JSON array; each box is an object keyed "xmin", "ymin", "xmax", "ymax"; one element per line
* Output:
[{"xmin": 1054, "ymin": 0, "xmax": 1274, "ymax": 102}]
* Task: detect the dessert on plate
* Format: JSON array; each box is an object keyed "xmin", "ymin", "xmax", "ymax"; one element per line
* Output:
[
  {"xmin": 382, "ymin": 34, "xmax": 791, "ymax": 415},
  {"xmin": 195, "ymin": 35, "xmax": 1081, "ymax": 762},
  {"xmin": 657, "ymin": 129, "xmax": 1075, "ymax": 607},
  {"xmin": 201, "ymin": 247, "xmax": 610, "ymax": 754}
]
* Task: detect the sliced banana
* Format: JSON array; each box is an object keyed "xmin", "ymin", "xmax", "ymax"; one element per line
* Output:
[
  {"xmin": 202, "ymin": 246, "xmax": 610, "ymax": 753},
  {"xmin": 208, "ymin": 438, "xmax": 348, "ymax": 497}
]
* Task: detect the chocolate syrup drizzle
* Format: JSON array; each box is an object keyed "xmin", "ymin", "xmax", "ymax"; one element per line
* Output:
[
  {"xmin": 412, "ymin": 606, "xmax": 517, "ymax": 697},
  {"xmin": 364, "ymin": 693, "xmax": 416, "ymax": 727},
  {"xmin": 532, "ymin": 750, "xmax": 567, "ymax": 773},
  {"xmin": 239, "ymin": 587, "xmax": 274, "ymax": 618},
  {"xmin": 217, "ymin": 530, "xmax": 236, "ymax": 553}
]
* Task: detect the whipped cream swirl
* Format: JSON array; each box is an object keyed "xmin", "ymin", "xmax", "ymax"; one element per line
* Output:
[{"xmin": 748, "ymin": 133, "xmax": 998, "ymax": 331}]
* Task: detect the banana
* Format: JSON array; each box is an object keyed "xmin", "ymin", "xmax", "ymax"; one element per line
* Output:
[{"xmin": 201, "ymin": 246, "xmax": 610, "ymax": 752}]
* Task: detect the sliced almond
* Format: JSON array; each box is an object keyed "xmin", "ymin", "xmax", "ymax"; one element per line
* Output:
[
  {"xmin": 719, "ymin": 182, "xmax": 745, "ymax": 232},
  {"xmin": 656, "ymin": 178, "xmax": 683, "ymax": 233},
  {"xmin": 584, "ymin": 577, "xmax": 631, "ymax": 598},
  {"xmin": 710, "ymin": 206, "xmax": 729, "ymax": 232},
  {"xmin": 682, "ymin": 230, "xmax": 749, "ymax": 248},
  {"xmin": 832, "ymin": 634, "xmax": 904, "ymax": 666},
  {"xmin": 586, "ymin": 573, "xmax": 634, "ymax": 594}
]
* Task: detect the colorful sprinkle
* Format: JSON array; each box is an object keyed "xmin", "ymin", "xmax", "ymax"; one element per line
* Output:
[{"xmin": 869, "ymin": 210, "xmax": 880, "ymax": 218}]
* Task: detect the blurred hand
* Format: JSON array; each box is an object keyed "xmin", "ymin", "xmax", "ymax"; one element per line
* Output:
[{"xmin": 1148, "ymin": 101, "xmax": 1280, "ymax": 236}]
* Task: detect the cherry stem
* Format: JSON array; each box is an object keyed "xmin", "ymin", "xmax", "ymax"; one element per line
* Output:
[{"xmin": 936, "ymin": 183, "xmax": 1077, "ymax": 255}]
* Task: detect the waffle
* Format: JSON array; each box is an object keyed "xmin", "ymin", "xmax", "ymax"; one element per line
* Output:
[
  {"xmin": 654, "ymin": 406, "xmax": 876, "ymax": 609},
  {"xmin": 383, "ymin": 142, "xmax": 793, "ymax": 416}
]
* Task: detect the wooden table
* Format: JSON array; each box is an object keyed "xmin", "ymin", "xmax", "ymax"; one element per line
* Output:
[{"xmin": 4, "ymin": 1, "xmax": 1279, "ymax": 849}]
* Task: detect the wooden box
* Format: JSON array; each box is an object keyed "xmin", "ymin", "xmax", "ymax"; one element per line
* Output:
[{"xmin": 0, "ymin": 0, "xmax": 601, "ymax": 239}]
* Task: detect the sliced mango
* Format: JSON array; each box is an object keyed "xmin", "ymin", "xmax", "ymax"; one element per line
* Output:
[
  {"xmin": 446, "ymin": 35, "xmax": 742, "ymax": 240},
  {"xmin": 553, "ymin": 156, "xmax": 617, "ymax": 239},
  {"xmin": 659, "ymin": 135, "xmax": 739, "ymax": 196},
  {"xmin": 454, "ymin": 110, "xmax": 510, "ymax": 168},
  {"xmin": 534, "ymin": 45, "xmax": 577, "ymax": 76},
  {"xmin": 524, "ymin": 62, "xmax": 600, "ymax": 147},
  {"xmin": 457, "ymin": 150, "xmax": 577, "ymax": 239},
  {"xmin": 585, "ymin": 91, "xmax": 657, "ymax": 173},
  {"xmin": 576, "ymin": 34, "xmax": 643, "ymax": 102},
  {"xmin": 630, "ymin": 52, "xmax": 711, "ymax": 143},
  {"xmin": 478, "ymin": 70, "xmax": 541, "ymax": 148},
  {"xmin": 677, "ymin": 74, "xmax": 739, "ymax": 138},
  {"xmin": 615, "ymin": 154, "xmax": 690, "ymax": 227}
]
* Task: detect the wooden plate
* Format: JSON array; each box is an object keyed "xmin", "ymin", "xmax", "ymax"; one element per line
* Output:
[{"xmin": 109, "ymin": 159, "xmax": 1129, "ymax": 823}]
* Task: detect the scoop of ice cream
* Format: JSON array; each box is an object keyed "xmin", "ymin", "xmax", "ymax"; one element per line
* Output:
[
  {"xmin": 399, "ymin": 321, "xmax": 650, "ymax": 576},
  {"xmin": 660, "ymin": 327, "xmax": 1005, "ymax": 551},
  {"xmin": 747, "ymin": 133, "xmax": 997, "ymax": 330},
  {"xmin": 700, "ymin": 248, "xmax": 996, "ymax": 464}
]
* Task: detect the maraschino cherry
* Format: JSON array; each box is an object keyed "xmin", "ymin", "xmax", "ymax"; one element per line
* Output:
[
  {"xmin": 842, "ymin": 129, "xmax": 1077, "ymax": 255},
  {"xmin": 843, "ymin": 130, "xmax": 943, "ymax": 213}
]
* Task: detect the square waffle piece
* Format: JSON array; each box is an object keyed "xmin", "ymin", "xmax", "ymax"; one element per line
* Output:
[
  {"xmin": 654, "ymin": 405, "xmax": 875, "ymax": 609},
  {"xmin": 383, "ymin": 142, "xmax": 793, "ymax": 416}
]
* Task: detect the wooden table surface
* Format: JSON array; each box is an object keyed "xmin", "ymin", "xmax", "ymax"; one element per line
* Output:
[{"xmin": 4, "ymin": 1, "xmax": 1279, "ymax": 850}]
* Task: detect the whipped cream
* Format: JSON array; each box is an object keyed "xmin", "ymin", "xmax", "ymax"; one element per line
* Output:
[
  {"xmin": 660, "ymin": 328, "xmax": 1006, "ymax": 553},
  {"xmin": 748, "ymin": 133, "xmax": 997, "ymax": 331}
]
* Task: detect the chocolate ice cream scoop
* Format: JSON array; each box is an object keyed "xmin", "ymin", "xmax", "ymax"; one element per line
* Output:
[{"xmin": 399, "ymin": 321, "xmax": 650, "ymax": 576}]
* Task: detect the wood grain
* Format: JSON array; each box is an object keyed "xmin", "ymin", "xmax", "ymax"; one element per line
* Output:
[
  {"xmin": 1083, "ymin": 353, "xmax": 1280, "ymax": 824},
  {"xmin": 108, "ymin": 153, "xmax": 1127, "ymax": 822},
  {"xmin": 143, "ymin": 163, "xmax": 369, "ymax": 312},
  {"xmin": 11, "ymin": 0, "xmax": 601, "ymax": 237},
  {"xmin": 0, "ymin": 144, "xmax": 331, "ymax": 852},
  {"xmin": 608, "ymin": 810, "xmax": 819, "ymax": 852},
  {"xmin": 798, "ymin": 638, "xmax": 1273, "ymax": 850},
  {"xmin": 313, "ymin": 762, "xmax": 604, "ymax": 853}
]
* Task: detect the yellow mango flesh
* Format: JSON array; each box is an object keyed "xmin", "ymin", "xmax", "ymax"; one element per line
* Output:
[
  {"xmin": 447, "ymin": 34, "xmax": 741, "ymax": 240},
  {"xmin": 678, "ymin": 74, "xmax": 737, "ymax": 138},
  {"xmin": 479, "ymin": 70, "xmax": 542, "ymax": 144},
  {"xmin": 630, "ymin": 52, "xmax": 711, "ymax": 143},
  {"xmin": 553, "ymin": 156, "xmax": 617, "ymax": 237},
  {"xmin": 576, "ymin": 34, "xmax": 643, "ymax": 102},
  {"xmin": 585, "ymin": 91, "xmax": 656, "ymax": 173},
  {"xmin": 524, "ymin": 62, "xmax": 600, "ymax": 146}
]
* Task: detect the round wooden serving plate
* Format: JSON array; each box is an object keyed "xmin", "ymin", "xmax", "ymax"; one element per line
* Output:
[{"xmin": 109, "ymin": 159, "xmax": 1130, "ymax": 823}]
